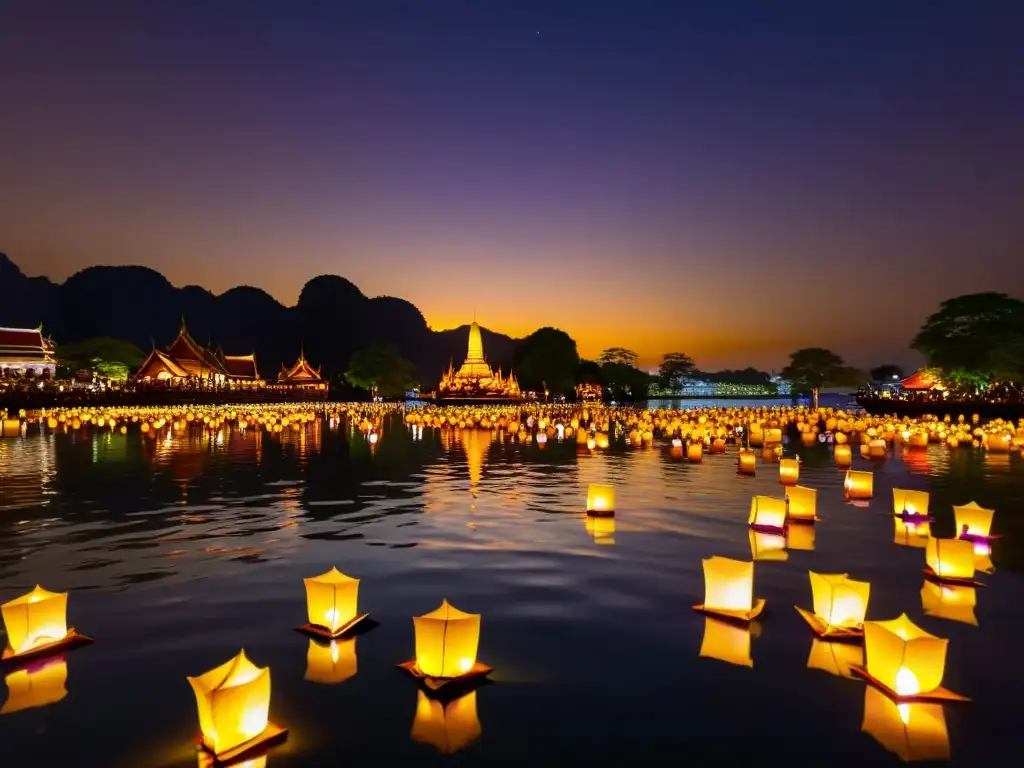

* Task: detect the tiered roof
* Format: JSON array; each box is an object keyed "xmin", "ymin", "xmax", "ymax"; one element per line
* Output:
[
  {"xmin": 134, "ymin": 320, "xmax": 260, "ymax": 381},
  {"xmin": 0, "ymin": 326, "xmax": 55, "ymax": 365},
  {"xmin": 278, "ymin": 350, "xmax": 323, "ymax": 384}
]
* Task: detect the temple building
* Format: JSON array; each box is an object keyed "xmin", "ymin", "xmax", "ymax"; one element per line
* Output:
[
  {"xmin": 133, "ymin": 320, "xmax": 262, "ymax": 388},
  {"xmin": 438, "ymin": 321, "xmax": 521, "ymax": 400},
  {"xmin": 0, "ymin": 326, "xmax": 56, "ymax": 377},
  {"xmin": 275, "ymin": 350, "xmax": 327, "ymax": 390}
]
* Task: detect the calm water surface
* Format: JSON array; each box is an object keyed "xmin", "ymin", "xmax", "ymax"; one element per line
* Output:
[{"xmin": 1, "ymin": 414, "xmax": 1022, "ymax": 766}]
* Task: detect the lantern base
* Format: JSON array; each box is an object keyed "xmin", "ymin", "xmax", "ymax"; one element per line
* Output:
[
  {"xmin": 1, "ymin": 628, "xmax": 93, "ymax": 666},
  {"xmin": 199, "ymin": 721, "xmax": 288, "ymax": 764},
  {"xmin": 397, "ymin": 659, "xmax": 493, "ymax": 695},
  {"xmin": 586, "ymin": 509, "xmax": 615, "ymax": 519},
  {"xmin": 895, "ymin": 511, "xmax": 935, "ymax": 523},
  {"xmin": 297, "ymin": 613, "xmax": 372, "ymax": 639},
  {"xmin": 921, "ymin": 567, "xmax": 986, "ymax": 588},
  {"xmin": 849, "ymin": 666, "xmax": 970, "ymax": 703},
  {"xmin": 749, "ymin": 523, "xmax": 786, "ymax": 535},
  {"xmin": 787, "ymin": 515, "xmax": 820, "ymax": 524},
  {"xmin": 692, "ymin": 598, "xmax": 765, "ymax": 624},
  {"xmin": 794, "ymin": 607, "xmax": 863, "ymax": 640}
]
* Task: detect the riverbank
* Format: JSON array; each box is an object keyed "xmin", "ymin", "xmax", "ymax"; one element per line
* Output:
[
  {"xmin": 857, "ymin": 394, "xmax": 1024, "ymax": 420},
  {"xmin": 0, "ymin": 389, "xmax": 330, "ymax": 411}
]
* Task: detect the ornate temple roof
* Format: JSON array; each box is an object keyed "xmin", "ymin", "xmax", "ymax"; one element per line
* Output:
[
  {"xmin": 0, "ymin": 326, "xmax": 54, "ymax": 364},
  {"xmin": 222, "ymin": 354, "xmax": 259, "ymax": 380},
  {"xmin": 132, "ymin": 319, "xmax": 260, "ymax": 381},
  {"xmin": 278, "ymin": 350, "xmax": 323, "ymax": 383},
  {"xmin": 438, "ymin": 318, "xmax": 521, "ymax": 399}
]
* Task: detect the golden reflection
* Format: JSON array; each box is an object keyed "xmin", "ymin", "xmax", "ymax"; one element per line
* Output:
[
  {"xmin": 785, "ymin": 485, "xmax": 817, "ymax": 522},
  {"xmin": 1, "ymin": 657, "xmax": 68, "ymax": 714},
  {"xmin": 785, "ymin": 523, "xmax": 815, "ymax": 551},
  {"xmin": 410, "ymin": 690, "xmax": 481, "ymax": 754},
  {"xmin": 920, "ymin": 581, "xmax": 978, "ymax": 626},
  {"xmin": 806, "ymin": 638, "xmax": 862, "ymax": 679},
  {"xmin": 698, "ymin": 617, "xmax": 753, "ymax": 668},
  {"xmin": 304, "ymin": 638, "xmax": 358, "ymax": 684},
  {"xmin": 197, "ymin": 753, "xmax": 267, "ymax": 768},
  {"xmin": 0, "ymin": 436, "xmax": 55, "ymax": 510},
  {"xmin": 894, "ymin": 518, "xmax": 930, "ymax": 548},
  {"xmin": 460, "ymin": 428, "xmax": 489, "ymax": 493},
  {"xmin": 749, "ymin": 528, "xmax": 788, "ymax": 562},
  {"xmin": 861, "ymin": 686, "xmax": 950, "ymax": 762},
  {"xmin": 584, "ymin": 514, "xmax": 615, "ymax": 545}
]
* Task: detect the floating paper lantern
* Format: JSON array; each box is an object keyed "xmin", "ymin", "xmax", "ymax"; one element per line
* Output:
[
  {"xmin": 687, "ymin": 442, "xmax": 703, "ymax": 463},
  {"xmin": 860, "ymin": 614, "xmax": 959, "ymax": 700},
  {"xmin": 411, "ymin": 690, "xmax": 481, "ymax": 754},
  {"xmin": 894, "ymin": 518, "xmax": 931, "ymax": 548},
  {"xmin": 413, "ymin": 600, "xmax": 481, "ymax": 679},
  {"xmin": 188, "ymin": 650, "xmax": 285, "ymax": 759},
  {"xmin": 861, "ymin": 686, "xmax": 950, "ymax": 762},
  {"xmin": 925, "ymin": 538, "xmax": 976, "ymax": 583},
  {"xmin": 0, "ymin": 419, "xmax": 21, "ymax": 438},
  {"xmin": 737, "ymin": 449, "xmax": 756, "ymax": 475},
  {"xmin": 764, "ymin": 428, "xmax": 782, "ymax": 444},
  {"xmin": 778, "ymin": 458, "xmax": 799, "ymax": 485},
  {"xmin": 953, "ymin": 501, "xmax": 994, "ymax": 540},
  {"xmin": 868, "ymin": 439, "xmax": 888, "ymax": 459},
  {"xmin": 711, "ymin": 438, "xmax": 725, "ymax": 454},
  {"xmin": 694, "ymin": 557, "xmax": 765, "ymax": 621},
  {"xmin": 892, "ymin": 489, "xmax": 930, "ymax": 518},
  {"xmin": 800, "ymin": 430, "xmax": 817, "ymax": 447},
  {"xmin": 806, "ymin": 639, "xmax": 863, "ymax": 679},
  {"xmin": 909, "ymin": 432, "xmax": 929, "ymax": 448},
  {"xmin": 834, "ymin": 444, "xmax": 852, "ymax": 466},
  {"xmin": 585, "ymin": 514, "xmax": 615, "ymax": 544},
  {"xmin": 586, "ymin": 484, "xmax": 615, "ymax": 516},
  {"xmin": 785, "ymin": 485, "xmax": 817, "ymax": 523},
  {"xmin": 920, "ymin": 581, "xmax": 978, "ymax": 626},
  {"xmin": 1, "ymin": 586, "xmax": 69, "ymax": 658},
  {"xmin": 844, "ymin": 470, "xmax": 874, "ymax": 500},
  {"xmin": 785, "ymin": 523, "xmax": 815, "ymax": 551},
  {"xmin": 797, "ymin": 571, "xmax": 870, "ymax": 637},
  {"xmin": 304, "ymin": 638, "xmax": 358, "ymax": 685},
  {"xmin": 749, "ymin": 495, "xmax": 787, "ymax": 532},
  {"xmin": 302, "ymin": 568, "xmax": 365, "ymax": 637},
  {"xmin": 749, "ymin": 529, "xmax": 789, "ymax": 561},
  {"xmin": 698, "ymin": 617, "xmax": 753, "ymax": 668},
  {"xmin": 1, "ymin": 658, "xmax": 68, "ymax": 714}
]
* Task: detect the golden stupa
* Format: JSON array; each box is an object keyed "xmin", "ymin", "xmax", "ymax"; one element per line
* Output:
[{"xmin": 438, "ymin": 321, "xmax": 521, "ymax": 400}]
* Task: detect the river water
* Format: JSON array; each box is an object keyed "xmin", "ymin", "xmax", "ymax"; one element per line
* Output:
[{"xmin": 0, "ymin": 413, "xmax": 1020, "ymax": 765}]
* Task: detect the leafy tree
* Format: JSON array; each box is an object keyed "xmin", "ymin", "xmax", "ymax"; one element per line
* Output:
[
  {"xmin": 55, "ymin": 337, "xmax": 146, "ymax": 380},
  {"xmin": 780, "ymin": 348, "xmax": 848, "ymax": 408},
  {"xmin": 599, "ymin": 347, "xmax": 639, "ymax": 367},
  {"xmin": 600, "ymin": 362, "xmax": 652, "ymax": 401},
  {"xmin": 912, "ymin": 293, "xmax": 1024, "ymax": 381},
  {"xmin": 701, "ymin": 367, "xmax": 773, "ymax": 386},
  {"xmin": 869, "ymin": 364, "xmax": 905, "ymax": 383},
  {"xmin": 513, "ymin": 327, "xmax": 580, "ymax": 395},
  {"xmin": 657, "ymin": 352, "xmax": 697, "ymax": 392},
  {"xmin": 345, "ymin": 344, "xmax": 417, "ymax": 398},
  {"xmin": 575, "ymin": 359, "xmax": 603, "ymax": 384}
]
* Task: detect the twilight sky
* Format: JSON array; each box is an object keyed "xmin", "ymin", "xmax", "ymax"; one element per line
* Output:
[{"xmin": 2, "ymin": 1, "xmax": 1022, "ymax": 371}]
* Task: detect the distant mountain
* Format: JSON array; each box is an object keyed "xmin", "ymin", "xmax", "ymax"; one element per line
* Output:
[{"xmin": 0, "ymin": 253, "xmax": 520, "ymax": 384}]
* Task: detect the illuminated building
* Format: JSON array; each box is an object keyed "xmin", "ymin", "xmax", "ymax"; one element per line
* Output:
[
  {"xmin": 276, "ymin": 349, "xmax": 327, "ymax": 390},
  {"xmin": 437, "ymin": 321, "xmax": 521, "ymax": 401},
  {"xmin": 133, "ymin": 319, "xmax": 262, "ymax": 388},
  {"xmin": 0, "ymin": 326, "xmax": 56, "ymax": 377}
]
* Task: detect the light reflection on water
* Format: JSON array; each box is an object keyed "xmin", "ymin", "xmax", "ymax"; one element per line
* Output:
[{"xmin": 0, "ymin": 414, "xmax": 1022, "ymax": 765}]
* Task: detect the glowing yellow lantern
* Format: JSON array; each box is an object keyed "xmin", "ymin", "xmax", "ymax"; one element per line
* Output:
[
  {"xmin": 304, "ymin": 638, "xmax": 358, "ymax": 684},
  {"xmin": 1, "ymin": 586, "xmax": 69, "ymax": 658},
  {"xmin": 952, "ymin": 501, "xmax": 994, "ymax": 540},
  {"xmin": 764, "ymin": 428, "xmax": 782, "ymax": 444},
  {"xmin": 411, "ymin": 690, "xmax": 481, "ymax": 754},
  {"xmin": 412, "ymin": 600, "xmax": 482, "ymax": 679},
  {"xmin": 302, "ymin": 567, "xmax": 365, "ymax": 637},
  {"xmin": 586, "ymin": 484, "xmax": 615, "ymax": 515},
  {"xmin": 749, "ymin": 529, "xmax": 788, "ymax": 561},
  {"xmin": 1, "ymin": 658, "xmax": 67, "ymax": 714},
  {"xmin": 834, "ymin": 444, "xmax": 852, "ymax": 466},
  {"xmin": 188, "ymin": 650, "xmax": 285, "ymax": 759},
  {"xmin": 925, "ymin": 538, "xmax": 976, "ymax": 583},
  {"xmin": 694, "ymin": 556, "xmax": 764, "ymax": 621},
  {"xmin": 748, "ymin": 495, "xmax": 787, "ymax": 532},
  {"xmin": 796, "ymin": 571, "xmax": 870, "ymax": 638},
  {"xmin": 920, "ymin": 580, "xmax": 977, "ymax": 626},
  {"xmin": 892, "ymin": 489, "xmax": 930, "ymax": 517},
  {"xmin": 785, "ymin": 485, "xmax": 817, "ymax": 523},
  {"xmin": 585, "ymin": 514, "xmax": 615, "ymax": 544},
  {"xmin": 868, "ymin": 438, "xmax": 888, "ymax": 459},
  {"xmin": 800, "ymin": 430, "xmax": 817, "ymax": 447},
  {"xmin": 698, "ymin": 617, "xmax": 753, "ymax": 668},
  {"xmin": 786, "ymin": 523, "xmax": 815, "ymax": 551},
  {"xmin": 686, "ymin": 442, "xmax": 703, "ymax": 462},
  {"xmin": 844, "ymin": 470, "xmax": 873, "ymax": 500},
  {"xmin": 861, "ymin": 687, "xmax": 950, "ymax": 762},
  {"xmin": 806, "ymin": 639, "xmax": 862, "ymax": 679},
  {"xmin": 737, "ymin": 449, "xmax": 756, "ymax": 475},
  {"xmin": 778, "ymin": 458, "xmax": 799, "ymax": 485},
  {"xmin": 860, "ymin": 614, "xmax": 961, "ymax": 700}
]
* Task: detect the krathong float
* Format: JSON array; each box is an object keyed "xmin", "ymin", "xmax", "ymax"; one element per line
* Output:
[
  {"xmin": 586, "ymin": 484, "xmax": 615, "ymax": 516},
  {"xmin": 693, "ymin": 557, "xmax": 765, "ymax": 623},
  {"xmin": 892, "ymin": 489, "xmax": 933, "ymax": 522},
  {"xmin": 298, "ymin": 567, "xmax": 369, "ymax": 639},
  {"xmin": 844, "ymin": 470, "xmax": 874, "ymax": 500},
  {"xmin": 1, "ymin": 586, "xmax": 92, "ymax": 663},
  {"xmin": 737, "ymin": 449, "xmax": 756, "ymax": 475},
  {"xmin": 953, "ymin": 501, "xmax": 997, "ymax": 543},
  {"xmin": 188, "ymin": 650, "xmax": 287, "ymax": 762},
  {"xmin": 748, "ymin": 495, "xmax": 787, "ymax": 534},
  {"xmin": 785, "ymin": 485, "xmax": 818, "ymax": 523},
  {"xmin": 923, "ymin": 538, "xmax": 985, "ymax": 587},
  {"xmin": 795, "ymin": 571, "xmax": 870, "ymax": 639},
  {"xmin": 778, "ymin": 458, "xmax": 799, "ymax": 485},
  {"xmin": 852, "ymin": 614, "xmax": 967, "ymax": 702},
  {"xmin": 399, "ymin": 600, "xmax": 492, "ymax": 693}
]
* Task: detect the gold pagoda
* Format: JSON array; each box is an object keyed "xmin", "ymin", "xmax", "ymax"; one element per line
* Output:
[{"xmin": 438, "ymin": 321, "xmax": 521, "ymax": 401}]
